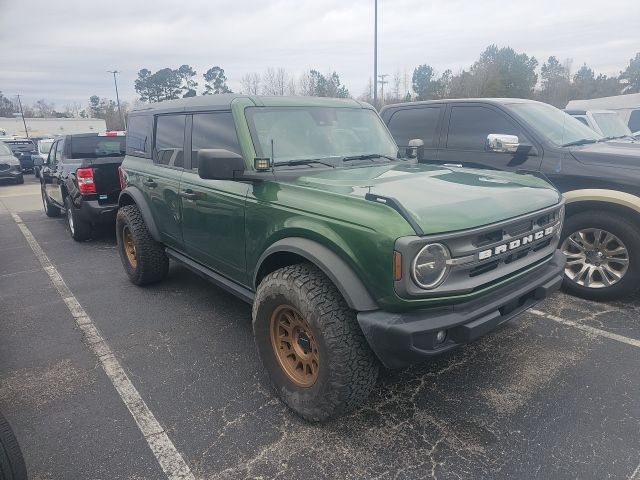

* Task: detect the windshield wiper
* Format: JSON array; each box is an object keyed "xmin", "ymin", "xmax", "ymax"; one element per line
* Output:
[
  {"xmin": 561, "ymin": 139, "xmax": 599, "ymax": 147},
  {"xmin": 274, "ymin": 158, "xmax": 336, "ymax": 168},
  {"xmin": 342, "ymin": 154, "xmax": 397, "ymax": 162}
]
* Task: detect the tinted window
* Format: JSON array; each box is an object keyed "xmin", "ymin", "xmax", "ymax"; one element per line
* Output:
[
  {"xmin": 387, "ymin": 107, "xmax": 441, "ymax": 147},
  {"xmin": 628, "ymin": 110, "xmax": 640, "ymax": 132},
  {"xmin": 447, "ymin": 106, "xmax": 521, "ymax": 150},
  {"xmin": 70, "ymin": 136, "xmax": 126, "ymax": 159},
  {"xmin": 191, "ymin": 112, "xmax": 241, "ymax": 170},
  {"xmin": 574, "ymin": 116, "xmax": 589, "ymax": 126},
  {"xmin": 126, "ymin": 115, "xmax": 153, "ymax": 158},
  {"xmin": 155, "ymin": 115, "xmax": 186, "ymax": 167}
]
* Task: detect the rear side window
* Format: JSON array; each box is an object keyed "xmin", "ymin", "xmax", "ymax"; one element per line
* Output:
[
  {"xmin": 628, "ymin": 110, "xmax": 640, "ymax": 132},
  {"xmin": 447, "ymin": 105, "xmax": 522, "ymax": 150},
  {"xmin": 70, "ymin": 136, "xmax": 126, "ymax": 159},
  {"xmin": 126, "ymin": 115, "xmax": 153, "ymax": 158},
  {"xmin": 191, "ymin": 112, "xmax": 241, "ymax": 170},
  {"xmin": 154, "ymin": 115, "xmax": 186, "ymax": 167},
  {"xmin": 387, "ymin": 107, "xmax": 442, "ymax": 147},
  {"xmin": 574, "ymin": 116, "xmax": 589, "ymax": 127}
]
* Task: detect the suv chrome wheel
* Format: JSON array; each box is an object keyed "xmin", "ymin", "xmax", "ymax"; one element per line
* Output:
[{"xmin": 561, "ymin": 228, "xmax": 629, "ymax": 288}]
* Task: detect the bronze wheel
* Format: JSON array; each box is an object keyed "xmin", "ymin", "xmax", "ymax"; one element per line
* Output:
[
  {"xmin": 122, "ymin": 225, "xmax": 138, "ymax": 269},
  {"xmin": 270, "ymin": 305, "xmax": 319, "ymax": 387}
]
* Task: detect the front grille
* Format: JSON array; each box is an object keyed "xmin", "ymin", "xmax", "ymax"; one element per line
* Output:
[{"xmin": 0, "ymin": 163, "xmax": 10, "ymax": 171}]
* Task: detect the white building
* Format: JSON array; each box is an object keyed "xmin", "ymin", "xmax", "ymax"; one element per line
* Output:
[{"xmin": 0, "ymin": 117, "xmax": 107, "ymax": 137}]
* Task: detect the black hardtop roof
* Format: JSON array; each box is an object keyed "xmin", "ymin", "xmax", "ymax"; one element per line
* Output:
[
  {"xmin": 129, "ymin": 94, "xmax": 368, "ymax": 116},
  {"xmin": 380, "ymin": 97, "xmax": 541, "ymax": 111}
]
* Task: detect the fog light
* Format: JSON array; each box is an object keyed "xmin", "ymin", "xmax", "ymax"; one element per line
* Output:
[{"xmin": 435, "ymin": 330, "xmax": 447, "ymax": 344}]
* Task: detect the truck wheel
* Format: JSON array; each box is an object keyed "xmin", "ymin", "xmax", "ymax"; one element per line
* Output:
[
  {"xmin": 116, "ymin": 205, "xmax": 169, "ymax": 285},
  {"xmin": 64, "ymin": 196, "xmax": 92, "ymax": 242},
  {"xmin": 41, "ymin": 186, "xmax": 60, "ymax": 217},
  {"xmin": 14, "ymin": 175, "xmax": 24, "ymax": 185},
  {"xmin": 253, "ymin": 263, "xmax": 379, "ymax": 422},
  {"xmin": 560, "ymin": 211, "xmax": 640, "ymax": 301},
  {"xmin": 0, "ymin": 411, "xmax": 28, "ymax": 480}
]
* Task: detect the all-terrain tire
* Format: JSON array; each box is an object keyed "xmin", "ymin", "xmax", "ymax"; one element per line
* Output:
[
  {"xmin": 116, "ymin": 204, "xmax": 169, "ymax": 285},
  {"xmin": 0, "ymin": 411, "xmax": 27, "ymax": 480},
  {"xmin": 64, "ymin": 196, "xmax": 92, "ymax": 241},
  {"xmin": 41, "ymin": 185, "xmax": 60, "ymax": 217},
  {"xmin": 253, "ymin": 263, "xmax": 379, "ymax": 422},
  {"xmin": 560, "ymin": 210, "xmax": 640, "ymax": 301}
]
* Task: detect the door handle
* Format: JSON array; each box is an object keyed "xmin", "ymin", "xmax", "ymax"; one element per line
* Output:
[
  {"xmin": 142, "ymin": 178, "xmax": 158, "ymax": 188},
  {"xmin": 179, "ymin": 189, "xmax": 204, "ymax": 201}
]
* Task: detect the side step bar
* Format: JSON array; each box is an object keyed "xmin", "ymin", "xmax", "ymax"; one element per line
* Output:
[{"xmin": 165, "ymin": 248, "xmax": 255, "ymax": 304}]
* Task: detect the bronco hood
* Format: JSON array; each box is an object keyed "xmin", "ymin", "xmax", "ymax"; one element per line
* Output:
[
  {"xmin": 289, "ymin": 163, "xmax": 561, "ymax": 235},
  {"xmin": 570, "ymin": 141, "xmax": 640, "ymax": 169}
]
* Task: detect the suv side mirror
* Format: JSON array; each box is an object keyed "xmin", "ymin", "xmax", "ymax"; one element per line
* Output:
[
  {"xmin": 406, "ymin": 139, "xmax": 424, "ymax": 159},
  {"xmin": 197, "ymin": 149, "xmax": 245, "ymax": 180},
  {"xmin": 486, "ymin": 134, "xmax": 519, "ymax": 153}
]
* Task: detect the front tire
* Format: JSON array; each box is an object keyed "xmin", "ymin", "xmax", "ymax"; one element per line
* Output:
[
  {"xmin": 116, "ymin": 205, "xmax": 169, "ymax": 285},
  {"xmin": 14, "ymin": 175, "xmax": 23, "ymax": 185},
  {"xmin": 253, "ymin": 263, "xmax": 379, "ymax": 422},
  {"xmin": 41, "ymin": 186, "xmax": 60, "ymax": 217},
  {"xmin": 0, "ymin": 411, "xmax": 28, "ymax": 480},
  {"xmin": 64, "ymin": 196, "xmax": 92, "ymax": 242},
  {"xmin": 560, "ymin": 211, "xmax": 640, "ymax": 301}
]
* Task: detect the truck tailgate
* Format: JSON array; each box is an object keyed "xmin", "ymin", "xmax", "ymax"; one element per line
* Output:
[{"xmin": 87, "ymin": 157, "xmax": 123, "ymax": 203}]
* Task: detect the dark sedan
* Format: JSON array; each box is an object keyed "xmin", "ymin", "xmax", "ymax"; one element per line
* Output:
[
  {"xmin": 0, "ymin": 141, "xmax": 24, "ymax": 184},
  {"xmin": 3, "ymin": 138, "xmax": 37, "ymax": 172}
]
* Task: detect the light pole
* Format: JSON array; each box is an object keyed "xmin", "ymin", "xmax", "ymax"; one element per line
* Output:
[
  {"xmin": 373, "ymin": 0, "xmax": 378, "ymax": 107},
  {"xmin": 107, "ymin": 70, "xmax": 125, "ymax": 129},
  {"xmin": 16, "ymin": 94, "xmax": 29, "ymax": 138}
]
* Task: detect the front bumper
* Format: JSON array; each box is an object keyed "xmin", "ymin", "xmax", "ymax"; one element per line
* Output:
[
  {"xmin": 357, "ymin": 250, "xmax": 565, "ymax": 369},
  {"xmin": 0, "ymin": 168, "xmax": 23, "ymax": 180}
]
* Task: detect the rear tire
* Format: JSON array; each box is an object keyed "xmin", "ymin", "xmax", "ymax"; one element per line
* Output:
[
  {"xmin": 560, "ymin": 211, "xmax": 640, "ymax": 301},
  {"xmin": 41, "ymin": 185, "xmax": 60, "ymax": 217},
  {"xmin": 0, "ymin": 411, "xmax": 28, "ymax": 480},
  {"xmin": 64, "ymin": 196, "xmax": 92, "ymax": 242},
  {"xmin": 253, "ymin": 263, "xmax": 379, "ymax": 422},
  {"xmin": 116, "ymin": 204, "xmax": 169, "ymax": 285}
]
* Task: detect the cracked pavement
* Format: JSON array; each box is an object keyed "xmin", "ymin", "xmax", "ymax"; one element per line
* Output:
[{"xmin": 1, "ymin": 176, "xmax": 639, "ymax": 479}]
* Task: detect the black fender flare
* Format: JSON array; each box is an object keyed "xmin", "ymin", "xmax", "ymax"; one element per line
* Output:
[
  {"xmin": 118, "ymin": 187, "xmax": 161, "ymax": 241},
  {"xmin": 254, "ymin": 237, "xmax": 379, "ymax": 312}
]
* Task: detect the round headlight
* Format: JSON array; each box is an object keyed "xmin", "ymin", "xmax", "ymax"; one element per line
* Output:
[{"xmin": 411, "ymin": 243, "xmax": 451, "ymax": 289}]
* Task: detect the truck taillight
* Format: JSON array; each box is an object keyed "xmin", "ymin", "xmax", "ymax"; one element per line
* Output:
[
  {"xmin": 77, "ymin": 167, "xmax": 96, "ymax": 194},
  {"xmin": 118, "ymin": 166, "xmax": 126, "ymax": 190}
]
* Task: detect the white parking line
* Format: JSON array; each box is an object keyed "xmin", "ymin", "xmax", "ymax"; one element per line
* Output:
[
  {"xmin": 10, "ymin": 213, "xmax": 195, "ymax": 480},
  {"xmin": 529, "ymin": 309, "xmax": 640, "ymax": 349}
]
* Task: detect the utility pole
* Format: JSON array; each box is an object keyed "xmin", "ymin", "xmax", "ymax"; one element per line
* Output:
[
  {"xmin": 16, "ymin": 94, "xmax": 29, "ymax": 138},
  {"xmin": 373, "ymin": 0, "xmax": 378, "ymax": 107},
  {"xmin": 378, "ymin": 74, "xmax": 388, "ymax": 105},
  {"xmin": 107, "ymin": 70, "xmax": 125, "ymax": 129}
]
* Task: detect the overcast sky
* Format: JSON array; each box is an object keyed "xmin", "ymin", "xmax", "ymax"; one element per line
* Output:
[{"xmin": 1, "ymin": 0, "xmax": 639, "ymax": 108}]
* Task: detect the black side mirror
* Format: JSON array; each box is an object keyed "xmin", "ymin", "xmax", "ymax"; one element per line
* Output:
[
  {"xmin": 406, "ymin": 139, "xmax": 424, "ymax": 160},
  {"xmin": 197, "ymin": 149, "xmax": 245, "ymax": 180}
]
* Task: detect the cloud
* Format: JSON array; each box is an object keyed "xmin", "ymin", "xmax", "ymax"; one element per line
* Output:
[{"xmin": 0, "ymin": 0, "xmax": 638, "ymax": 107}]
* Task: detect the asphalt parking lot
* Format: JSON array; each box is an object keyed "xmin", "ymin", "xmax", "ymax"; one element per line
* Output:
[{"xmin": 1, "ymin": 174, "xmax": 639, "ymax": 480}]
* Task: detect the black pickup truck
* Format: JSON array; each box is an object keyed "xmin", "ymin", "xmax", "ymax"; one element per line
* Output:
[
  {"xmin": 41, "ymin": 132, "xmax": 126, "ymax": 241},
  {"xmin": 381, "ymin": 98, "xmax": 640, "ymax": 301}
]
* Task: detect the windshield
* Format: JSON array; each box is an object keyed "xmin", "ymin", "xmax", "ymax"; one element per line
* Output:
[
  {"xmin": 509, "ymin": 102, "xmax": 603, "ymax": 147},
  {"xmin": 592, "ymin": 112, "xmax": 633, "ymax": 138},
  {"xmin": 5, "ymin": 140, "xmax": 36, "ymax": 151},
  {"xmin": 70, "ymin": 136, "xmax": 126, "ymax": 159},
  {"xmin": 38, "ymin": 141, "xmax": 53, "ymax": 154},
  {"xmin": 0, "ymin": 142, "xmax": 13, "ymax": 156},
  {"xmin": 245, "ymin": 106, "xmax": 398, "ymax": 164}
]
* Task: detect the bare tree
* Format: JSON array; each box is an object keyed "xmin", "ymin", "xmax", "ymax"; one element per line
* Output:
[
  {"xmin": 262, "ymin": 67, "xmax": 288, "ymax": 96},
  {"xmin": 33, "ymin": 99, "xmax": 55, "ymax": 117},
  {"xmin": 241, "ymin": 72, "xmax": 261, "ymax": 95}
]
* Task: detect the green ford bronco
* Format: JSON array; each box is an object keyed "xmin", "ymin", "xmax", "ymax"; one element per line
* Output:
[{"xmin": 116, "ymin": 95, "xmax": 565, "ymax": 421}]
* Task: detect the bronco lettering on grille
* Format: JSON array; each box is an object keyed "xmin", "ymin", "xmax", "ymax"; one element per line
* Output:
[{"xmin": 477, "ymin": 226, "xmax": 555, "ymax": 261}]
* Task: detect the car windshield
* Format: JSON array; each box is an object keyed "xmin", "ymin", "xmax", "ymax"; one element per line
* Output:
[
  {"xmin": 70, "ymin": 136, "xmax": 126, "ymax": 159},
  {"xmin": 38, "ymin": 141, "xmax": 53, "ymax": 154},
  {"xmin": 5, "ymin": 140, "xmax": 36, "ymax": 151},
  {"xmin": 592, "ymin": 112, "xmax": 633, "ymax": 138},
  {"xmin": 509, "ymin": 102, "xmax": 603, "ymax": 147},
  {"xmin": 0, "ymin": 142, "xmax": 13, "ymax": 156},
  {"xmin": 245, "ymin": 106, "xmax": 398, "ymax": 164}
]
